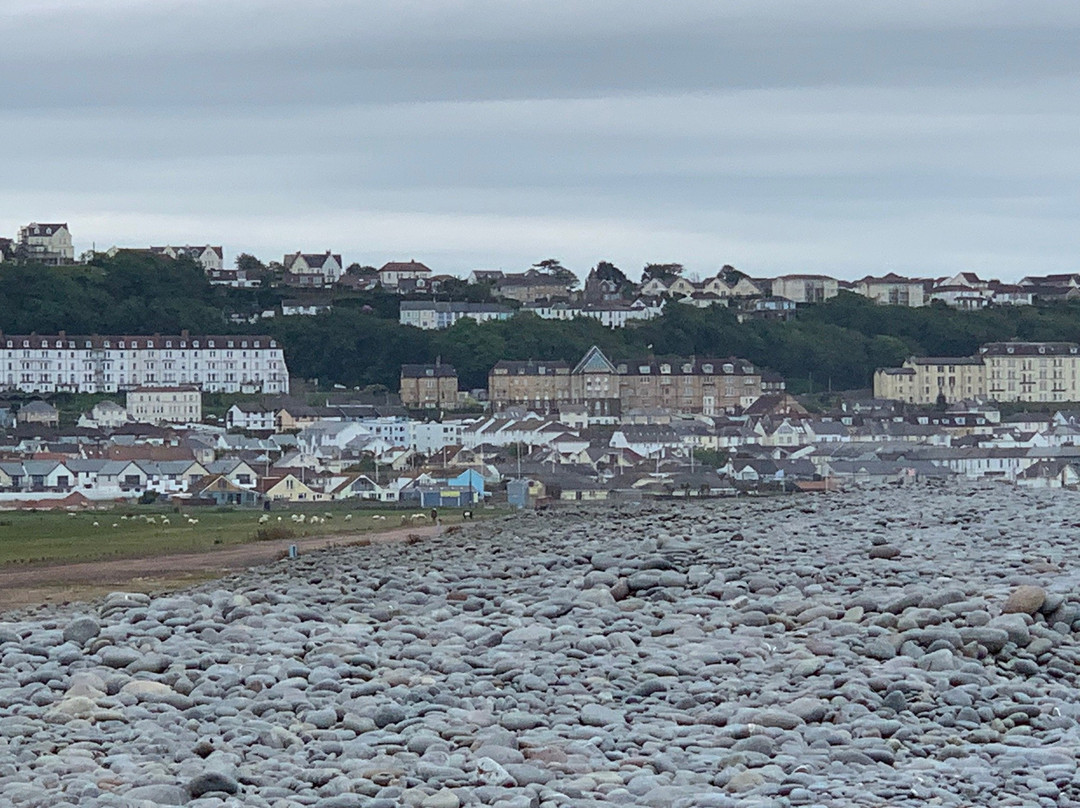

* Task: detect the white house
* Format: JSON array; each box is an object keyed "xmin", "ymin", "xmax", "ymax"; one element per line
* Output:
[
  {"xmin": 283, "ymin": 251, "xmax": 343, "ymax": 285},
  {"xmin": 17, "ymin": 222, "xmax": 74, "ymax": 264},
  {"xmin": 379, "ymin": 260, "xmax": 432, "ymax": 289},
  {"xmin": 149, "ymin": 245, "xmax": 224, "ymax": 272}
]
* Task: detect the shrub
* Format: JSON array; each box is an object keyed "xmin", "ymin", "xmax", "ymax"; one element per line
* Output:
[{"xmin": 253, "ymin": 526, "xmax": 296, "ymax": 542}]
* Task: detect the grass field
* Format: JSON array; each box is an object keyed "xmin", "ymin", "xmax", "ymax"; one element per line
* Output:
[{"xmin": 0, "ymin": 503, "xmax": 497, "ymax": 567}]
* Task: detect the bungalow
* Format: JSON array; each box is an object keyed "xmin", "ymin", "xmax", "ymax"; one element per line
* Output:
[
  {"xmin": 204, "ymin": 458, "xmax": 261, "ymax": 488},
  {"xmin": 19, "ymin": 400, "xmax": 59, "ymax": 427},
  {"xmin": 324, "ymin": 473, "xmax": 400, "ymax": 502},
  {"xmin": 195, "ymin": 474, "xmax": 263, "ymax": 507},
  {"xmin": 256, "ymin": 473, "xmax": 325, "ymax": 503}
]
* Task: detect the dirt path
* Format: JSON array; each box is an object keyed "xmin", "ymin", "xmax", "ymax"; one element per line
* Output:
[{"xmin": 0, "ymin": 525, "xmax": 439, "ymax": 612}]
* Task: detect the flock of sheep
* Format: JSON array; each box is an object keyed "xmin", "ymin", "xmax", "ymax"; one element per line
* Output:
[
  {"xmin": 85, "ymin": 513, "xmax": 199, "ymax": 528},
  {"xmin": 76, "ymin": 508, "xmax": 464, "ymax": 531}
]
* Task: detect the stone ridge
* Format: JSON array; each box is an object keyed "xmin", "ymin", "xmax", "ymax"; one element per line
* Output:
[{"xmin": 1, "ymin": 484, "xmax": 1080, "ymax": 805}]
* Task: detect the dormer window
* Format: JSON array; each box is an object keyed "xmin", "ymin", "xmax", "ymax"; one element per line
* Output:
[
  {"xmin": 682, "ymin": 363, "xmax": 692, "ymax": 373},
  {"xmin": 660, "ymin": 364, "xmax": 671, "ymax": 374},
  {"xmin": 639, "ymin": 365, "xmax": 651, "ymax": 374},
  {"xmin": 722, "ymin": 363, "xmax": 734, "ymax": 373}
]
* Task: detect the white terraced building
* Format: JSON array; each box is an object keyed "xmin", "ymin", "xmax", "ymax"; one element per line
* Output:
[{"xmin": 0, "ymin": 331, "xmax": 289, "ymax": 395}]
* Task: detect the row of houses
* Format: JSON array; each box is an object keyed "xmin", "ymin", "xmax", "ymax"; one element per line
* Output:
[
  {"xmin": 0, "ymin": 330, "xmax": 289, "ymax": 395},
  {"xmin": 875, "ymin": 341, "xmax": 1080, "ymax": 406},
  {"xmin": 8, "ymin": 380, "xmax": 1080, "ymax": 513},
  {"xmin": 399, "ymin": 346, "xmax": 785, "ymax": 417}
]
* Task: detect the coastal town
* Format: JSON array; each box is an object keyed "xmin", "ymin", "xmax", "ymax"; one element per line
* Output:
[{"xmin": 4, "ymin": 221, "xmax": 1080, "ymax": 510}]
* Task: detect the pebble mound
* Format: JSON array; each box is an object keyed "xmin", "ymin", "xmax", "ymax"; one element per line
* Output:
[{"xmin": 4, "ymin": 484, "xmax": 1080, "ymax": 806}]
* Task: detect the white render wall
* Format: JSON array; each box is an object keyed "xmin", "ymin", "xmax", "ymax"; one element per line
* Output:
[{"xmin": 0, "ymin": 334, "xmax": 289, "ymax": 394}]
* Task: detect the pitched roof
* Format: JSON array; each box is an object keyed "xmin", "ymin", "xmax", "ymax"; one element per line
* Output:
[
  {"xmin": 401, "ymin": 364, "xmax": 457, "ymax": 378},
  {"xmin": 380, "ymin": 260, "xmax": 432, "ymax": 274}
]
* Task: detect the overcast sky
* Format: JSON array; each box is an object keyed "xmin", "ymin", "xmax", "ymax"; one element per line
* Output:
[{"xmin": 1, "ymin": 1, "xmax": 1078, "ymax": 281}]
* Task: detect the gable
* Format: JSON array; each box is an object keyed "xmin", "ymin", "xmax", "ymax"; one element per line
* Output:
[{"xmin": 573, "ymin": 345, "xmax": 617, "ymax": 375}]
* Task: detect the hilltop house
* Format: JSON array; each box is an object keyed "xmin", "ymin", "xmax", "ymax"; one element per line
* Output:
[
  {"xmin": 17, "ymin": 222, "xmax": 74, "ymax": 265},
  {"xmin": 378, "ymin": 260, "xmax": 432, "ymax": 289},
  {"xmin": 283, "ymin": 251, "xmax": 343, "ymax": 286}
]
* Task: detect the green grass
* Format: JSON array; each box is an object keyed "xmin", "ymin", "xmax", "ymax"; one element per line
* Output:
[{"xmin": 0, "ymin": 503, "xmax": 503, "ymax": 567}]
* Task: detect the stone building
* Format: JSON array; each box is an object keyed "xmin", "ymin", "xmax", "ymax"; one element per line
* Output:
[
  {"xmin": 487, "ymin": 360, "xmax": 571, "ymax": 413},
  {"xmin": 399, "ymin": 364, "xmax": 459, "ymax": 410},
  {"xmin": 487, "ymin": 346, "xmax": 767, "ymax": 416}
]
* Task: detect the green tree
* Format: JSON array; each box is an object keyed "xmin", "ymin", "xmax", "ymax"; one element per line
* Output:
[{"xmin": 642, "ymin": 263, "xmax": 684, "ymax": 284}]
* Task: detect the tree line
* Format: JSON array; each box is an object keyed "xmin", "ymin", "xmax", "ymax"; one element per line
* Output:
[{"xmin": 4, "ymin": 253, "xmax": 1080, "ymax": 394}]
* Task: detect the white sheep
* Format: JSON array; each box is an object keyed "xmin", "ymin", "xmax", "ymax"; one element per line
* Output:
[
  {"xmin": 258, "ymin": 514, "xmax": 269, "ymax": 524},
  {"xmin": 92, "ymin": 521, "xmax": 99, "ymax": 527},
  {"xmin": 146, "ymin": 517, "xmax": 156, "ymax": 524},
  {"xmin": 161, "ymin": 517, "xmax": 170, "ymax": 525},
  {"xmin": 344, "ymin": 514, "xmax": 352, "ymax": 521},
  {"xmin": 112, "ymin": 523, "xmax": 118, "ymax": 528},
  {"xmin": 187, "ymin": 518, "xmax": 199, "ymax": 525}
]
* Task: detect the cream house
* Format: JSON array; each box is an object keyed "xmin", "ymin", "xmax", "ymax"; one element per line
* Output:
[
  {"xmin": 126, "ymin": 385, "xmax": 202, "ymax": 424},
  {"xmin": 771, "ymin": 275, "xmax": 839, "ymax": 304},
  {"xmin": 853, "ymin": 273, "xmax": 926, "ymax": 307}
]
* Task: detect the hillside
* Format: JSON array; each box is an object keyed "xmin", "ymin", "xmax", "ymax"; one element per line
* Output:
[{"xmin": 5, "ymin": 254, "xmax": 1080, "ymax": 393}]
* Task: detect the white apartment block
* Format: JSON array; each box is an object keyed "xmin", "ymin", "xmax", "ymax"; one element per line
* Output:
[
  {"xmin": 0, "ymin": 331, "xmax": 289, "ymax": 395},
  {"xmin": 127, "ymin": 385, "xmax": 203, "ymax": 424}
]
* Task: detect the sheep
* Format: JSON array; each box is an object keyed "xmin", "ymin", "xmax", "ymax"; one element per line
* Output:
[
  {"xmin": 400, "ymin": 515, "xmax": 408, "ymax": 526},
  {"xmin": 258, "ymin": 514, "xmax": 270, "ymax": 524},
  {"xmin": 324, "ymin": 513, "xmax": 333, "ymax": 519},
  {"xmin": 344, "ymin": 513, "xmax": 352, "ymax": 521},
  {"xmin": 277, "ymin": 516, "xmax": 282, "ymax": 522},
  {"xmin": 145, "ymin": 517, "xmax": 156, "ymax": 525},
  {"xmin": 112, "ymin": 523, "xmax": 118, "ymax": 528},
  {"xmin": 161, "ymin": 517, "xmax": 170, "ymax": 525},
  {"xmin": 120, "ymin": 515, "xmax": 129, "ymax": 521},
  {"xmin": 462, "ymin": 510, "xmax": 474, "ymax": 520},
  {"xmin": 187, "ymin": 518, "xmax": 199, "ymax": 525},
  {"xmin": 92, "ymin": 521, "xmax": 99, "ymax": 527}
]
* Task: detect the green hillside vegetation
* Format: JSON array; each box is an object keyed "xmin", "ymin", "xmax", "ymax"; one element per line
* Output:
[{"xmin": 4, "ymin": 253, "xmax": 1080, "ymax": 394}]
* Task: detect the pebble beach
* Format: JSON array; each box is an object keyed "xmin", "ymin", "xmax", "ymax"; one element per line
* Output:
[{"xmin": 3, "ymin": 483, "xmax": 1080, "ymax": 806}]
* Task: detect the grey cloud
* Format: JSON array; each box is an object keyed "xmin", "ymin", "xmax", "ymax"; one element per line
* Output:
[{"xmin": 0, "ymin": 1, "xmax": 1077, "ymax": 279}]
